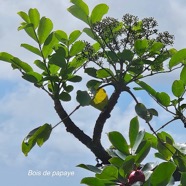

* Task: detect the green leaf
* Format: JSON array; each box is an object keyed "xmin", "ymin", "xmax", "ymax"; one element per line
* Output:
[
  {"xmin": 34, "ymin": 60, "xmax": 46, "ymax": 71},
  {"xmin": 28, "ymin": 8, "xmax": 40, "ymax": 29},
  {"xmin": 169, "ymin": 48, "xmax": 186, "ymax": 69},
  {"xmin": 148, "ymin": 108, "xmax": 158, "ymax": 117},
  {"xmin": 150, "ymin": 42, "xmax": 164, "ymax": 54},
  {"xmin": 81, "ymin": 177, "xmax": 111, "ymax": 186},
  {"xmin": 181, "ymin": 172, "xmax": 186, "ymax": 185},
  {"xmin": 86, "ymin": 80, "xmax": 101, "ymax": 90},
  {"xmin": 180, "ymin": 66, "xmax": 186, "ymax": 85},
  {"xmin": 108, "ymin": 131, "xmax": 130, "ymax": 155},
  {"xmin": 129, "ymin": 116, "xmax": 139, "ymax": 148},
  {"xmin": 69, "ymin": 30, "xmax": 82, "ymax": 45},
  {"xmin": 157, "ymin": 141, "xmax": 175, "ymax": 161},
  {"xmin": 109, "ymin": 157, "xmax": 124, "ymax": 168},
  {"xmin": 37, "ymin": 17, "xmax": 53, "ymax": 44},
  {"xmin": 90, "ymin": 4, "xmax": 109, "ymax": 24},
  {"xmin": 20, "ymin": 23, "xmax": 38, "ymax": 42},
  {"xmin": 135, "ymin": 140, "xmax": 151, "ymax": 164},
  {"xmin": 135, "ymin": 103, "xmax": 148, "ymax": 120},
  {"xmin": 118, "ymin": 49, "xmax": 134, "ymax": 62},
  {"xmin": 136, "ymin": 81, "xmax": 157, "ymax": 97},
  {"xmin": 22, "ymin": 71, "xmax": 43, "ymax": 84},
  {"xmin": 49, "ymin": 47, "xmax": 66, "ymax": 68},
  {"xmin": 149, "ymin": 162, "xmax": 176, "ymax": 186},
  {"xmin": 96, "ymin": 68, "xmax": 114, "ymax": 78},
  {"xmin": 122, "ymin": 155, "xmax": 135, "ymax": 175},
  {"xmin": 172, "ymin": 80, "xmax": 185, "ymax": 97},
  {"xmin": 42, "ymin": 32, "xmax": 59, "ymax": 58},
  {"xmin": 11, "ymin": 57, "xmax": 33, "ymax": 72},
  {"xmin": 95, "ymin": 165, "xmax": 118, "ymax": 180},
  {"xmin": 144, "ymin": 132, "xmax": 157, "ymax": 149},
  {"xmin": 22, "ymin": 123, "xmax": 52, "ymax": 156},
  {"xmin": 0, "ymin": 52, "xmax": 14, "ymax": 63},
  {"xmin": 55, "ymin": 30, "xmax": 68, "ymax": 44},
  {"xmin": 77, "ymin": 164, "xmax": 101, "ymax": 173},
  {"xmin": 134, "ymin": 39, "xmax": 148, "ymax": 56},
  {"xmin": 131, "ymin": 130, "xmax": 145, "ymax": 154},
  {"xmin": 59, "ymin": 92, "xmax": 71, "ymax": 102},
  {"xmin": 17, "ymin": 11, "xmax": 30, "ymax": 23},
  {"xmin": 173, "ymin": 153, "xmax": 186, "ymax": 172},
  {"xmin": 76, "ymin": 90, "xmax": 91, "ymax": 106},
  {"xmin": 156, "ymin": 92, "xmax": 170, "ymax": 107},
  {"xmin": 21, "ymin": 43, "xmax": 42, "ymax": 57},
  {"xmin": 68, "ymin": 0, "xmax": 89, "ymax": 25},
  {"xmin": 85, "ymin": 67, "xmax": 97, "ymax": 78},
  {"xmin": 68, "ymin": 75, "xmax": 82, "ymax": 82},
  {"xmin": 69, "ymin": 41, "xmax": 85, "ymax": 56},
  {"xmin": 83, "ymin": 28, "xmax": 96, "ymax": 40}
]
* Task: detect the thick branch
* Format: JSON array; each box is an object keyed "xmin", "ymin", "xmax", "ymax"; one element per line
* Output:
[
  {"xmin": 92, "ymin": 87, "xmax": 122, "ymax": 144},
  {"xmin": 53, "ymin": 98, "xmax": 111, "ymax": 164}
]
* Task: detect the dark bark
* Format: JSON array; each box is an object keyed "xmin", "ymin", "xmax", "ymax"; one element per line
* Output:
[
  {"xmin": 53, "ymin": 98, "xmax": 111, "ymax": 164},
  {"xmin": 92, "ymin": 88, "xmax": 122, "ymax": 144}
]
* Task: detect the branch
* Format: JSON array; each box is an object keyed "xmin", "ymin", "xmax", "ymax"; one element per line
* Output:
[
  {"xmin": 53, "ymin": 98, "xmax": 111, "ymax": 164},
  {"xmin": 92, "ymin": 87, "xmax": 122, "ymax": 144}
]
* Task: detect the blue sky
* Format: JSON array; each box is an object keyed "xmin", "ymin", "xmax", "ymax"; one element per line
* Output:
[{"xmin": 0, "ymin": 0, "xmax": 186, "ymax": 185}]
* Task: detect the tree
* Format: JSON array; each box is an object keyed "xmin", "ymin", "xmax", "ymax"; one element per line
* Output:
[{"xmin": 0, "ymin": 0, "xmax": 186, "ymax": 185}]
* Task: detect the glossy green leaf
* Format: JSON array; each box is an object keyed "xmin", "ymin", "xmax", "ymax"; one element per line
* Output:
[
  {"xmin": 68, "ymin": 75, "xmax": 82, "ymax": 82},
  {"xmin": 129, "ymin": 116, "xmax": 139, "ymax": 148},
  {"xmin": 156, "ymin": 92, "xmax": 170, "ymax": 107},
  {"xmin": 131, "ymin": 130, "xmax": 145, "ymax": 154},
  {"xmin": 109, "ymin": 157, "xmax": 123, "ymax": 168},
  {"xmin": 90, "ymin": 4, "xmax": 109, "ymax": 24},
  {"xmin": 22, "ymin": 23, "xmax": 38, "ymax": 42},
  {"xmin": 22, "ymin": 123, "xmax": 52, "ymax": 156},
  {"xmin": 86, "ymin": 80, "xmax": 101, "ymax": 90},
  {"xmin": 180, "ymin": 66, "xmax": 186, "ymax": 85},
  {"xmin": 150, "ymin": 162, "xmax": 176, "ymax": 186},
  {"xmin": 64, "ymin": 85, "xmax": 74, "ymax": 93},
  {"xmin": 49, "ymin": 47, "xmax": 66, "ymax": 68},
  {"xmin": 85, "ymin": 67, "xmax": 97, "ymax": 78},
  {"xmin": 17, "ymin": 11, "xmax": 30, "ymax": 23},
  {"xmin": 77, "ymin": 164, "xmax": 101, "ymax": 173},
  {"xmin": 169, "ymin": 48, "xmax": 186, "ymax": 69},
  {"xmin": 148, "ymin": 108, "xmax": 158, "ymax": 117},
  {"xmin": 172, "ymin": 80, "xmax": 185, "ymax": 97},
  {"xmin": 0, "ymin": 52, "xmax": 14, "ymax": 63},
  {"xmin": 21, "ymin": 43, "xmax": 41, "ymax": 57},
  {"xmin": 68, "ymin": 0, "xmax": 89, "ymax": 25},
  {"xmin": 42, "ymin": 32, "xmax": 59, "ymax": 58},
  {"xmin": 108, "ymin": 131, "xmax": 130, "ymax": 155},
  {"xmin": 76, "ymin": 90, "xmax": 91, "ymax": 106},
  {"xmin": 69, "ymin": 30, "xmax": 81, "ymax": 45},
  {"xmin": 59, "ymin": 92, "xmax": 71, "ymax": 102},
  {"xmin": 28, "ymin": 8, "xmax": 40, "ymax": 29},
  {"xmin": 69, "ymin": 41, "xmax": 85, "ymax": 56},
  {"xmin": 95, "ymin": 165, "xmax": 118, "ymax": 180},
  {"xmin": 135, "ymin": 140, "xmax": 151, "ymax": 163},
  {"xmin": 83, "ymin": 28, "xmax": 95, "ymax": 40},
  {"xmin": 135, "ymin": 103, "xmax": 148, "ymax": 120},
  {"xmin": 157, "ymin": 141, "xmax": 175, "ymax": 161},
  {"xmin": 34, "ymin": 60, "xmax": 45, "ymax": 71},
  {"xmin": 55, "ymin": 30, "xmax": 68, "ymax": 44},
  {"xmin": 118, "ymin": 49, "xmax": 134, "ymax": 62},
  {"xmin": 122, "ymin": 155, "xmax": 135, "ymax": 175},
  {"xmin": 150, "ymin": 42, "xmax": 164, "ymax": 54},
  {"xmin": 96, "ymin": 68, "xmax": 114, "ymax": 78},
  {"xmin": 11, "ymin": 57, "xmax": 33, "ymax": 72},
  {"xmin": 136, "ymin": 81, "xmax": 157, "ymax": 97},
  {"xmin": 81, "ymin": 177, "xmax": 111, "ymax": 186},
  {"xmin": 22, "ymin": 71, "xmax": 43, "ymax": 84},
  {"xmin": 37, "ymin": 17, "xmax": 53, "ymax": 44},
  {"xmin": 173, "ymin": 153, "xmax": 186, "ymax": 172},
  {"xmin": 144, "ymin": 132, "xmax": 157, "ymax": 149},
  {"xmin": 134, "ymin": 39, "xmax": 148, "ymax": 56},
  {"xmin": 181, "ymin": 172, "xmax": 186, "ymax": 185}
]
